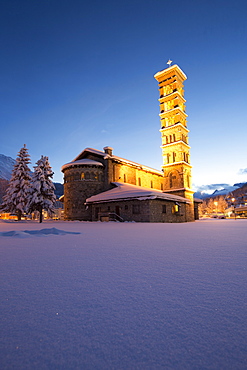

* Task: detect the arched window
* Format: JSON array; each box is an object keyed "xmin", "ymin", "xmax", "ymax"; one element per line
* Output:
[
  {"xmin": 172, "ymin": 204, "xmax": 179, "ymax": 214},
  {"xmin": 187, "ymin": 174, "xmax": 190, "ymax": 188},
  {"xmin": 81, "ymin": 172, "xmax": 85, "ymax": 180},
  {"xmin": 169, "ymin": 172, "xmax": 176, "ymax": 188},
  {"xmin": 85, "ymin": 172, "xmax": 90, "ymax": 180}
]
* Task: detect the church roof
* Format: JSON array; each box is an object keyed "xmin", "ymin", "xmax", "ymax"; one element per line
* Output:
[
  {"xmin": 61, "ymin": 158, "xmax": 103, "ymax": 171},
  {"xmin": 73, "ymin": 147, "xmax": 163, "ymax": 176},
  {"xmin": 86, "ymin": 182, "xmax": 191, "ymax": 204}
]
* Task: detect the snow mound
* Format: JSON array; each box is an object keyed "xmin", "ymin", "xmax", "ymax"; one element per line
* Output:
[
  {"xmin": 0, "ymin": 227, "xmax": 80, "ymax": 237},
  {"xmin": 0, "ymin": 230, "xmax": 33, "ymax": 238}
]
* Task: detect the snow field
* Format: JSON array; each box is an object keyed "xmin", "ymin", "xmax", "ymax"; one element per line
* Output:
[{"xmin": 0, "ymin": 219, "xmax": 247, "ymax": 369}]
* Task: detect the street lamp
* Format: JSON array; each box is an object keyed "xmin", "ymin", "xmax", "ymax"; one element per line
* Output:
[{"xmin": 231, "ymin": 197, "xmax": 236, "ymax": 220}]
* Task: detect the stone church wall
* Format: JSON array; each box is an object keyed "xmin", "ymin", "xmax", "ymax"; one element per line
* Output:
[
  {"xmin": 112, "ymin": 162, "xmax": 165, "ymax": 191},
  {"xmin": 90, "ymin": 198, "xmax": 188, "ymax": 223},
  {"xmin": 63, "ymin": 165, "xmax": 105, "ymax": 220}
]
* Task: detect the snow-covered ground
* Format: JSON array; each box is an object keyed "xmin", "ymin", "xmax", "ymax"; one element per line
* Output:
[{"xmin": 0, "ymin": 219, "xmax": 246, "ymax": 369}]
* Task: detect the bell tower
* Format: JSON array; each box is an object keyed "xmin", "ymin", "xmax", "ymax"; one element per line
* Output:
[{"xmin": 154, "ymin": 62, "xmax": 194, "ymax": 219}]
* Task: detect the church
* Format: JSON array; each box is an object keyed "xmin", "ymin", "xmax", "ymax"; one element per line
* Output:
[{"xmin": 61, "ymin": 63, "xmax": 199, "ymax": 222}]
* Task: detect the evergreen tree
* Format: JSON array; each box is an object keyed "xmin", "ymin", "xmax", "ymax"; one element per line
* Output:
[
  {"xmin": 198, "ymin": 199, "xmax": 208, "ymax": 217},
  {"xmin": 28, "ymin": 156, "xmax": 56, "ymax": 223},
  {"xmin": 1, "ymin": 145, "xmax": 32, "ymax": 221},
  {"xmin": 217, "ymin": 195, "xmax": 228, "ymax": 214},
  {"xmin": 205, "ymin": 198, "xmax": 215, "ymax": 215}
]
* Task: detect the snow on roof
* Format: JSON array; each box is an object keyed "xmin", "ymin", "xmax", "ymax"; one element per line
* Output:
[
  {"xmin": 86, "ymin": 182, "xmax": 190, "ymax": 204},
  {"xmin": 73, "ymin": 148, "xmax": 163, "ymax": 175},
  {"xmin": 73, "ymin": 148, "xmax": 107, "ymax": 161},
  {"xmin": 61, "ymin": 158, "xmax": 103, "ymax": 171}
]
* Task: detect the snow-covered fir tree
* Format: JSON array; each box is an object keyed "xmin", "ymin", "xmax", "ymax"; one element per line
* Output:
[
  {"xmin": 28, "ymin": 155, "xmax": 56, "ymax": 223},
  {"xmin": 1, "ymin": 145, "xmax": 32, "ymax": 221}
]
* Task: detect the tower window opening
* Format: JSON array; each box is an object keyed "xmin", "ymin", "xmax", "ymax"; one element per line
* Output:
[
  {"xmin": 138, "ymin": 177, "xmax": 141, "ymax": 186},
  {"xmin": 173, "ymin": 152, "xmax": 176, "ymax": 162},
  {"xmin": 150, "ymin": 181, "xmax": 153, "ymax": 188},
  {"xmin": 124, "ymin": 174, "xmax": 127, "ymax": 183},
  {"xmin": 169, "ymin": 173, "xmax": 176, "ymax": 188},
  {"xmin": 187, "ymin": 174, "xmax": 190, "ymax": 188}
]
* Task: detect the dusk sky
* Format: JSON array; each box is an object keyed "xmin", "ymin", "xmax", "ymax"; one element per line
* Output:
[{"xmin": 1, "ymin": 0, "xmax": 247, "ymax": 191}]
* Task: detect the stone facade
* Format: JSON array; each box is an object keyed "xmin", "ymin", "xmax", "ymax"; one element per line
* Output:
[
  {"xmin": 62, "ymin": 148, "xmax": 170, "ymax": 221},
  {"xmin": 89, "ymin": 198, "xmax": 189, "ymax": 223}
]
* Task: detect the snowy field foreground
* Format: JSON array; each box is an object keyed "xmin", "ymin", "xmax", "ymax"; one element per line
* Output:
[{"xmin": 0, "ymin": 220, "xmax": 247, "ymax": 369}]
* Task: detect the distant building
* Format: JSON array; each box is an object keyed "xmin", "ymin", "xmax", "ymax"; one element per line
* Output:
[{"xmin": 61, "ymin": 64, "xmax": 198, "ymax": 222}]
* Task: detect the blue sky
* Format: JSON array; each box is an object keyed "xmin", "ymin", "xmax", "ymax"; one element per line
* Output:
[{"xmin": 1, "ymin": 0, "xmax": 247, "ymax": 191}]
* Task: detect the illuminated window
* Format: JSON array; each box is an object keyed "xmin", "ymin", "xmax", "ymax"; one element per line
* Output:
[
  {"xmin": 81, "ymin": 173, "xmax": 85, "ymax": 180},
  {"xmin": 187, "ymin": 174, "xmax": 190, "ymax": 188},
  {"xmin": 172, "ymin": 204, "xmax": 179, "ymax": 213}
]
